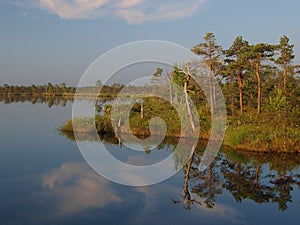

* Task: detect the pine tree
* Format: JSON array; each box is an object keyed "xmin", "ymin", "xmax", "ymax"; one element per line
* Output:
[
  {"xmin": 192, "ymin": 32, "xmax": 223, "ymax": 113},
  {"xmin": 224, "ymin": 36, "xmax": 250, "ymax": 114}
]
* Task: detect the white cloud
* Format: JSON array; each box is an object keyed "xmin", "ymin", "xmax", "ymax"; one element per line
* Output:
[
  {"xmin": 116, "ymin": 0, "xmax": 143, "ymax": 9},
  {"xmin": 115, "ymin": 9, "xmax": 145, "ymax": 24},
  {"xmin": 117, "ymin": 0, "xmax": 205, "ymax": 24},
  {"xmin": 38, "ymin": 0, "xmax": 206, "ymax": 23},
  {"xmin": 40, "ymin": 0, "xmax": 108, "ymax": 19}
]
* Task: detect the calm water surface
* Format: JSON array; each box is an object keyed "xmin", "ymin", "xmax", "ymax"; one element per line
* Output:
[{"xmin": 0, "ymin": 99, "xmax": 299, "ymax": 225}]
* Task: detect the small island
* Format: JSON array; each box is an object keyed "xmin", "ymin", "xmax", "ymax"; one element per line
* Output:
[{"xmin": 1, "ymin": 33, "xmax": 299, "ymax": 153}]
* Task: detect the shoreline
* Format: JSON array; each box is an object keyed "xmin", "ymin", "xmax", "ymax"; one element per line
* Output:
[{"xmin": 59, "ymin": 128, "xmax": 300, "ymax": 154}]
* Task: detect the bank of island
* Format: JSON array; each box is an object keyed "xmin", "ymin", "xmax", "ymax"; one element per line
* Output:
[{"xmin": 59, "ymin": 94, "xmax": 299, "ymax": 153}]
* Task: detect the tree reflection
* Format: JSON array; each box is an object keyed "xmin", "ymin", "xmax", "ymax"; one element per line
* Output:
[
  {"xmin": 0, "ymin": 94, "xmax": 74, "ymax": 107},
  {"xmin": 172, "ymin": 143, "xmax": 202, "ymax": 209},
  {"xmin": 192, "ymin": 161, "xmax": 223, "ymax": 209},
  {"xmin": 173, "ymin": 143, "xmax": 300, "ymax": 211},
  {"xmin": 173, "ymin": 141, "xmax": 223, "ymax": 209},
  {"xmin": 58, "ymin": 133, "xmax": 300, "ymax": 211},
  {"xmin": 0, "ymin": 94, "xmax": 114, "ymax": 108},
  {"xmin": 221, "ymin": 158, "xmax": 273, "ymax": 204},
  {"xmin": 221, "ymin": 150, "xmax": 300, "ymax": 211}
]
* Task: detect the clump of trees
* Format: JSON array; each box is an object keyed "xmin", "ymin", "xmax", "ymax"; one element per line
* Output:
[
  {"xmin": 0, "ymin": 83, "xmax": 76, "ymax": 96},
  {"xmin": 147, "ymin": 33, "xmax": 299, "ymax": 151},
  {"xmin": 148, "ymin": 33, "xmax": 299, "ymax": 118},
  {"xmin": 192, "ymin": 33, "xmax": 299, "ymax": 117}
]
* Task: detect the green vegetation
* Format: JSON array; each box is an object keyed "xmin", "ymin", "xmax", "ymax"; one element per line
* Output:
[{"xmin": 223, "ymin": 112, "xmax": 300, "ymax": 152}]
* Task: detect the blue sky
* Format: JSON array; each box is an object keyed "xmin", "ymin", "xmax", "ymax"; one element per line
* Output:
[{"xmin": 1, "ymin": 0, "xmax": 300, "ymax": 85}]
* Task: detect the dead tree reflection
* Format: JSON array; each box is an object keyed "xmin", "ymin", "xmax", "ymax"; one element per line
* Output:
[{"xmin": 173, "ymin": 144, "xmax": 223, "ymax": 210}]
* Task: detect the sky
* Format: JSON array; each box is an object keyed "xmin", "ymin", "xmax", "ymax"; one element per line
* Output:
[{"xmin": 0, "ymin": 0, "xmax": 300, "ymax": 86}]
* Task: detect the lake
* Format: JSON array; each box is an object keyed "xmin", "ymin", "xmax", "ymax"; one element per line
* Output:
[{"xmin": 0, "ymin": 97, "xmax": 299, "ymax": 225}]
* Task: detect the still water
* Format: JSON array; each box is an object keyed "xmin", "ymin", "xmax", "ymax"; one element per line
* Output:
[{"xmin": 0, "ymin": 98, "xmax": 299, "ymax": 225}]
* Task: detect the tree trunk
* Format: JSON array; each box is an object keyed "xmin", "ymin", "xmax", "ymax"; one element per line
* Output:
[
  {"xmin": 283, "ymin": 64, "xmax": 288, "ymax": 146},
  {"xmin": 114, "ymin": 117, "xmax": 122, "ymax": 147},
  {"xmin": 213, "ymin": 85, "xmax": 216, "ymax": 108},
  {"xmin": 209, "ymin": 65, "xmax": 214, "ymax": 113},
  {"xmin": 231, "ymin": 93, "xmax": 234, "ymax": 116},
  {"xmin": 184, "ymin": 75, "xmax": 196, "ymax": 135},
  {"xmin": 256, "ymin": 60, "xmax": 261, "ymax": 115},
  {"xmin": 283, "ymin": 64, "xmax": 287, "ymax": 94},
  {"xmin": 141, "ymin": 88, "xmax": 145, "ymax": 119},
  {"xmin": 166, "ymin": 73, "xmax": 173, "ymax": 104},
  {"xmin": 237, "ymin": 74, "xmax": 243, "ymax": 114},
  {"xmin": 159, "ymin": 78, "xmax": 162, "ymax": 103},
  {"xmin": 141, "ymin": 101, "xmax": 144, "ymax": 119},
  {"xmin": 230, "ymin": 81, "xmax": 234, "ymax": 116},
  {"xmin": 169, "ymin": 81, "xmax": 173, "ymax": 105}
]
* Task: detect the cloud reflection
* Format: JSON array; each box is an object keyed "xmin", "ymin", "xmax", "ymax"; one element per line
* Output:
[
  {"xmin": 134, "ymin": 184, "xmax": 245, "ymax": 224},
  {"xmin": 43, "ymin": 162, "xmax": 122, "ymax": 214}
]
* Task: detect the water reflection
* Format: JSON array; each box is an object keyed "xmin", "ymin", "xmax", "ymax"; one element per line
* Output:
[
  {"xmin": 0, "ymin": 94, "xmax": 73, "ymax": 107},
  {"xmin": 221, "ymin": 150, "xmax": 300, "ymax": 211},
  {"xmin": 2, "ymin": 99, "xmax": 299, "ymax": 225},
  {"xmin": 43, "ymin": 162, "xmax": 122, "ymax": 214},
  {"xmin": 42, "ymin": 162, "xmax": 245, "ymax": 224},
  {"xmin": 60, "ymin": 132, "xmax": 300, "ymax": 212},
  {"xmin": 175, "ymin": 145, "xmax": 300, "ymax": 211},
  {"xmin": 0, "ymin": 95, "xmax": 114, "ymax": 108}
]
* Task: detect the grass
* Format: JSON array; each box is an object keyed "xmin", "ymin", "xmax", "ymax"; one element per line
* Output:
[{"xmin": 223, "ymin": 112, "xmax": 300, "ymax": 152}]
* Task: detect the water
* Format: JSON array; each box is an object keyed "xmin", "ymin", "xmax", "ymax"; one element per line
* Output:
[{"xmin": 0, "ymin": 99, "xmax": 299, "ymax": 225}]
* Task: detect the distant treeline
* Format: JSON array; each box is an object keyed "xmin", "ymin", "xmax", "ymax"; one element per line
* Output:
[
  {"xmin": 0, "ymin": 82, "xmax": 126, "ymax": 97},
  {"xmin": 0, "ymin": 83, "xmax": 75, "ymax": 96}
]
